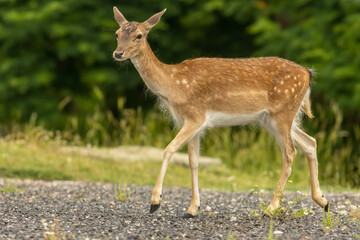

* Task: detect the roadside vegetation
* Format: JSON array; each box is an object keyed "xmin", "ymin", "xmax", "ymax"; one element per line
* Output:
[{"xmin": 0, "ymin": 100, "xmax": 358, "ymax": 191}]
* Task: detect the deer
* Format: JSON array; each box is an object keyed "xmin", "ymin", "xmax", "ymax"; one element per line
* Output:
[{"xmin": 112, "ymin": 7, "xmax": 329, "ymax": 218}]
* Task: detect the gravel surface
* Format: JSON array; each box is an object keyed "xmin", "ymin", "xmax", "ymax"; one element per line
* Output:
[{"xmin": 0, "ymin": 179, "xmax": 359, "ymax": 239}]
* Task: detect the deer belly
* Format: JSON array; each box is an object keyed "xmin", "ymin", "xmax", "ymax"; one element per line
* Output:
[{"xmin": 205, "ymin": 110, "xmax": 269, "ymax": 128}]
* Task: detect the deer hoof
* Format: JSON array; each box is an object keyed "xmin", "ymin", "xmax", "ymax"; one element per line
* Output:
[
  {"xmin": 150, "ymin": 204, "xmax": 160, "ymax": 213},
  {"xmin": 262, "ymin": 213, "xmax": 271, "ymax": 219},
  {"xmin": 324, "ymin": 202, "xmax": 330, "ymax": 212},
  {"xmin": 182, "ymin": 213, "xmax": 196, "ymax": 218}
]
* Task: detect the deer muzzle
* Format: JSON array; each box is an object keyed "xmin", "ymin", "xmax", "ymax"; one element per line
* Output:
[{"xmin": 113, "ymin": 51, "xmax": 125, "ymax": 60}]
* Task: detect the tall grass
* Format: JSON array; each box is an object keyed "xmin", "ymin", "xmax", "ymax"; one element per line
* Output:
[{"xmin": 1, "ymin": 87, "xmax": 359, "ymax": 188}]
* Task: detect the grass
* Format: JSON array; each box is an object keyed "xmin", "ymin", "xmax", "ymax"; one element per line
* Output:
[
  {"xmin": 0, "ymin": 97, "xmax": 358, "ymax": 191},
  {"xmin": 41, "ymin": 215, "xmax": 113, "ymax": 240},
  {"xmin": 251, "ymin": 189, "xmax": 311, "ymax": 219},
  {"xmin": 0, "ymin": 124, "xmax": 357, "ymax": 192},
  {"xmin": 42, "ymin": 215, "xmax": 75, "ymax": 240},
  {"xmin": 0, "ymin": 135, "xmax": 350, "ymax": 192},
  {"xmin": 0, "ymin": 138, "xmax": 279, "ymax": 190},
  {"xmin": 114, "ymin": 182, "xmax": 131, "ymax": 201},
  {"xmin": 226, "ymin": 231, "xmax": 236, "ymax": 240},
  {"xmin": 0, "ymin": 181, "xmax": 25, "ymax": 193},
  {"xmin": 353, "ymin": 220, "xmax": 360, "ymax": 239},
  {"xmin": 267, "ymin": 220, "xmax": 276, "ymax": 240},
  {"xmin": 321, "ymin": 204, "xmax": 340, "ymax": 234}
]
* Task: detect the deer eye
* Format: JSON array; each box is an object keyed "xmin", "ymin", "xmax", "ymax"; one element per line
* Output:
[{"xmin": 136, "ymin": 34, "xmax": 143, "ymax": 40}]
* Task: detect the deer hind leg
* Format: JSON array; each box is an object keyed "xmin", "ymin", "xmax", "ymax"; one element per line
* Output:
[
  {"xmin": 150, "ymin": 120, "xmax": 205, "ymax": 214},
  {"xmin": 265, "ymin": 118, "xmax": 297, "ymax": 215},
  {"xmin": 292, "ymin": 125, "xmax": 328, "ymax": 210},
  {"xmin": 183, "ymin": 133, "xmax": 201, "ymax": 218}
]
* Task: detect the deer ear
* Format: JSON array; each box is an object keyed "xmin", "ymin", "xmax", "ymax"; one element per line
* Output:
[
  {"xmin": 113, "ymin": 7, "xmax": 127, "ymax": 26},
  {"xmin": 143, "ymin": 9, "xmax": 166, "ymax": 32}
]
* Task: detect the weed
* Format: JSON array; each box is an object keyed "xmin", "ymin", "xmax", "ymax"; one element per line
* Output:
[
  {"xmin": 250, "ymin": 184, "xmax": 261, "ymax": 195},
  {"xmin": 41, "ymin": 215, "xmax": 112, "ymax": 240},
  {"xmin": 42, "ymin": 215, "xmax": 75, "ymax": 240},
  {"xmin": 290, "ymin": 192, "xmax": 310, "ymax": 218},
  {"xmin": 351, "ymin": 217, "xmax": 360, "ymax": 239},
  {"xmin": 354, "ymin": 223, "xmax": 360, "ymax": 239},
  {"xmin": 256, "ymin": 189, "xmax": 310, "ymax": 219},
  {"xmin": 267, "ymin": 220, "xmax": 278, "ymax": 240},
  {"xmin": 251, "ymin": 208, "xmax": 261, "ymax": 217},
  {"xmin": 321, "ymin": 204, "xmax": 339, "ymax": 233},
  {"xmin": 291, "ymin": 208, "xmax": 310, "ymax": 218},
  {"xmin": 0, "ymin": 182, "xmax": 25, "ymax": 193},
  {"xmin": 114, "ymin": 182, "xmax": 131, "ymax": 201},
  {"xmin": 227, "ymin": 231, "xmax": 236, "ymax": 240}
]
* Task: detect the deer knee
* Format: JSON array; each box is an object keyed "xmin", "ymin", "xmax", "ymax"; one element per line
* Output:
[
  {"xmin": 290, "ymin": 148, "xmax": 297, "ymax": 160},
  {"xmin": 304, "ymin": 141, "xmax": 317, "ymax": 161},
  {"xmin": 284, "ymin": 147, "xmax": 297, "ymax": 164},
  {"xmin": 309, "ymin": 136, "xmax": 317, "ymax": 148},
  {"xmin": 163, "ymin": 148, "xmax": 175, "ymax": 162},
  {"xmin": 284, "ymin": 167, "xmax": 292, "ymax": 179}
]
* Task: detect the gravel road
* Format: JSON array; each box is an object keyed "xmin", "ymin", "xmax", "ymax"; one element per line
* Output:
[{"xmin": 0, "ymin": 179, "xmax": 359, "ymax": 239}]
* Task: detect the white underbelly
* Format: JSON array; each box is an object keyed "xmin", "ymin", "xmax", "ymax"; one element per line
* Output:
[{"xmin": 205, "ymin": 110, "xmax": 269, "ymax": 128}]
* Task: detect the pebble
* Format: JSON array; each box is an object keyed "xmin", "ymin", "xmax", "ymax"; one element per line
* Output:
[
  {"xmin": 339, "ymin": 210, "xmax": 348, "ymax": 215},
  {"xmin": 350, "ymin": 205, "xmax": 358, "ymax": 210}
]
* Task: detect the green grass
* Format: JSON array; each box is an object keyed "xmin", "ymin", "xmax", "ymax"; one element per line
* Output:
[
  {"xmin": 322, "ymin": 204, "xmax": 340, "ymax": 233},
  {"xmin": 114, "ymin": 182, "xmax": 131, "ymax": 201},
  {"xmin": 0, "ymin": 135, "xmax": 354, "ymax": 192},
  {"xmin": 66, "ymin": 97, "xmax": 359, "ymax": 188},
  {"xmin": 0, "ymin": 182, "xmax": 25, "ymax": 193},
  {"xmin": 0, "ymin": 98, "xmax": 358, "ymax": 190},
  {"xmin": 268, "ymin": 220, "xmax": 276, "ymax": 240}
]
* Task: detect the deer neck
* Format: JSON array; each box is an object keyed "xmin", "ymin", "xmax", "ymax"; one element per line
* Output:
[{"xmin": 131, "ymin": 41, "xmax": 169, "ymax": 96}]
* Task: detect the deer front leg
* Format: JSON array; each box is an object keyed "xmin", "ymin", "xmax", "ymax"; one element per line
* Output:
[
  {"xmin": 150, "ymin": 120, "xmax": 204, "ymax": 214},
  {"xmin": 183, "ymin": 133, "xmax": 201, "ymax": 218}
]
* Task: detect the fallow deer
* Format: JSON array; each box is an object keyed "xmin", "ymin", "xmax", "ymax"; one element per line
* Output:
[{"xmin": 112, "ymin": 7, "xmax": 329, "ymax": 218}]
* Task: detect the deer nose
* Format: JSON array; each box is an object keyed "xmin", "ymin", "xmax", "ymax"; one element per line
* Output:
[{"xmin": 114, "ymin": 51, "xmax": 124, "ymax": 59}]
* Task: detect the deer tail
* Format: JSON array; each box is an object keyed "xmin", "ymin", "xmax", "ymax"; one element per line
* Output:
[{"xmin": 301, "ymin": 69, "xmax": 315, "ymax": 118}]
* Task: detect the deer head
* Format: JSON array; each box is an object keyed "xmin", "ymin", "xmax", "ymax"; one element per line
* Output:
[{"xmin": 112, "ymin": 7, "xmax": 166, "ymax": 61}]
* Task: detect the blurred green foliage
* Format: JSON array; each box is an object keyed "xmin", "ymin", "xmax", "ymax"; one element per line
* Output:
[
  {"xmin": 0, "ymin": 0, "xmax": 359, "ymax": 186},
  {"xmin": 1, "ymin": 0, "xmax": 359, "ymax": 128}
]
